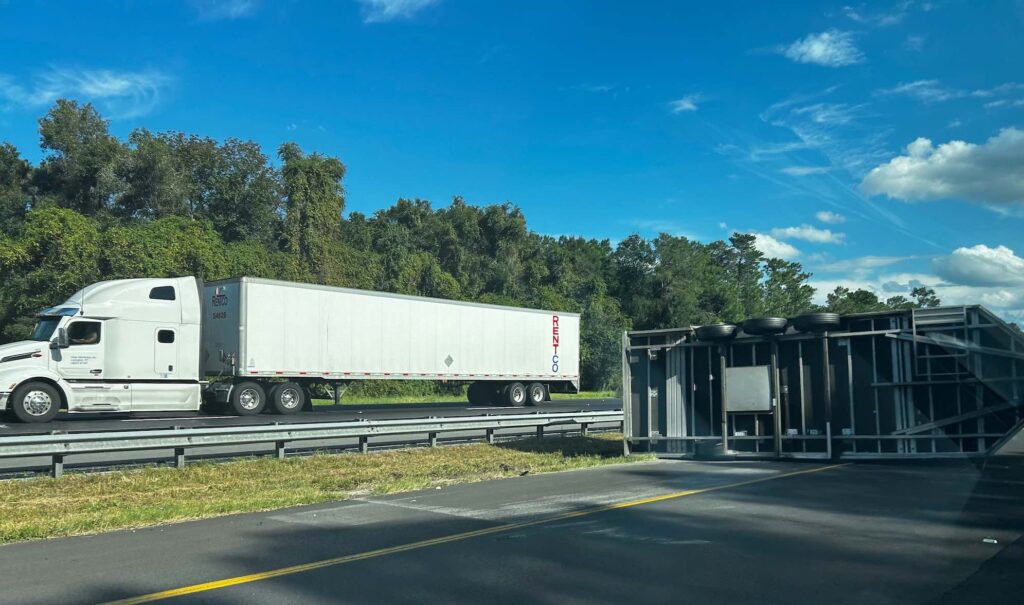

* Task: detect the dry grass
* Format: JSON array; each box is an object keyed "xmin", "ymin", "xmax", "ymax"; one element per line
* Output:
[{"xmin": 0, "ymin": 434, "xmax": 647, "ymax": 545}]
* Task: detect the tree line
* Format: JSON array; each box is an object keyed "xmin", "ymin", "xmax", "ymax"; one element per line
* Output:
[{"xmin": 0, "ymin": 100, "xmax": 940, "ymax": 391}]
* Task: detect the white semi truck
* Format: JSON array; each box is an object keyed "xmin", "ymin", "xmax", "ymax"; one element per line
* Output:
[{"xmin": 0, "ymin": 276, "xmax": 580, "ymax": 423}]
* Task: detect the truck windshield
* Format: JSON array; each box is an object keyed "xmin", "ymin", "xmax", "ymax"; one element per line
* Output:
[{"xmin": 31, "ymin": 318, "xmax": 61, "ymax": 341}]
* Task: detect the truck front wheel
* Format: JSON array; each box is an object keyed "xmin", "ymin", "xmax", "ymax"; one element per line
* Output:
[
  {"xmin": 268, "ymin": 382, "xmax": 305, "ymax": 415},
  {"xmin": 9, "ymin": 381, "xmax": 61, "ymax": 423},
  {"xmin": 229, "ymin": 381, "xmax": 266, "ymax": 416}
]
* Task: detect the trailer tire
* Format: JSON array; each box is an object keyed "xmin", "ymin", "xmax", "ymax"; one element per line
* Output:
[
  {"xmin": 527, "ymin": 383, "xmax": 546, "ymax": 406},
  {"xmin": 741, "ymin": 317, "xmax": 789, "ymax": 335},
  {"xmin": 695, "ymin": 323, "xmax": 738, "ymax": 341},
  {"xmin": 9, "ymin": 381, "xmax": 61, "ymax": 423},
  {"xmin": 505, "ymin": 382, "xmax": 527, "ymax": 407},
  {"xmin": 792, "ymin": 312, "xmax": 841, "ymax": 333},
  {"xmin": 269, "ymin": 382, "xmax": 304, "ymax": 415},
  {"xmin": 229, "ymin": 381, "xmax": 266, "ymax": 416}
]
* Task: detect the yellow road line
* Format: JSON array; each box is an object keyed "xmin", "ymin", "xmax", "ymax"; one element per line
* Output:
[{"xmin": 104, "ymin": 462, "xmax": 847, "ymax": 605}]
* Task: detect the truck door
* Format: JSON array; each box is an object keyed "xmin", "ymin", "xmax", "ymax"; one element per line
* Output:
[
  {"xmin": 131, "ymin": 327, "xmax": 199, "ymax": 412},
  {"xmin": 154, "ymin": 328, "xmax": 178, "ymax": 378},
  {"xmin": 56, "ymin": 320, "xmax": 105, "ymax": 379},
  {"xmin": 55, "ymin": 319, "xmax": 131, "ymax": 411}
]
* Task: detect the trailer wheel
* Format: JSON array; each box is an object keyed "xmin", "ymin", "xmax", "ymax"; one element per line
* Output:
[
  {"xmin": 505, "ymin": 382, "xmax": 527, "ymax": 407},
  {"xmin": 229, "ymin": 381, "xmax": 266, "ymax": 416},
  {"xmin": 269, "ymin": 382, "xmax": 304, "ymax": 415},
  {"xmin": 526, "ymin": 383, "xmax": 546, "ymax": 406},
  {"xmin": 9, "ymin": 381, "xmax": 61, "ymax": 423}
]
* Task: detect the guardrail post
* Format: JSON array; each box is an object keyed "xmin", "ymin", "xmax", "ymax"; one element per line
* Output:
[
  {"xmin": 359, "ymin": 435, "xmax": 368, "ymax": 453},
  {"xmin": 580, "ymin": 423, "xmax": 590, "ymax": 437},
  {"xmin": 428, "ymin": 432, "xmax": 438, "ymax": 447},
  {"xmin": 174, "ymin": 447, "xmax": 186, "ymax": 468},
  {"xmin": 51, "ymin": 455, "xmax": 64, "ymax": 479},
  {"xmin": 485, "ymin": 428, "xmax": 495, "ymax": 444},
  {"xmin": 536, "ymin": 426, "xmax": 544, "ymax": 438},
  {"xmin": 275, "ymin": 441, "xmax": 286, "ymax": 460}
]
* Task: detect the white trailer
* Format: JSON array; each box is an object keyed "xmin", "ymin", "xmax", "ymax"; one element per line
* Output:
[{"xmin": 0, "ymin": 276, "xmax": 580, "ymax": 422}]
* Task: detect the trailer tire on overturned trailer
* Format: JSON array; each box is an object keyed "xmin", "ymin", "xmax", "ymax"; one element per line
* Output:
[{"xmin": 202, "ymin": 277, "xmax": 580, "ymax": 410}]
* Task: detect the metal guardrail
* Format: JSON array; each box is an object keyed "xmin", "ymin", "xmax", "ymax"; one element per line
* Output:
[{"xmin": 0, "ymin": 410, "xmax": 624, "ymax": 478}]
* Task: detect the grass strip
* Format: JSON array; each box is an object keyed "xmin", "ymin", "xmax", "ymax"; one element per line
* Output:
[{"xmin": 0, "ymin": 433, "xmax": 647, "ymax": 545}]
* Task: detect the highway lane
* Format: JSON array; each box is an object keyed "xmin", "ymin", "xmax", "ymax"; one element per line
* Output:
[
  {"xmin": 0, "ymin": 399, "xmax": 621, "ymax": 475},
  {"xmin": 1, "ymin": 458, "xmax": 1021, "ymax": 604},
  {"xmin": 0, "ymin": 398, "xmax": 621, "ymax": 435}
]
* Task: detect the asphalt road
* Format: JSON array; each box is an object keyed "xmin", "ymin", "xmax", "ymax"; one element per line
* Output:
[
  {"xmin": 0, "ymin": 398, "xmax": 621, "ymax": 436},
  {"xmin": 1, "ymin": 457, "xmax": 1021, "ymax": 605},
  {"xmin": 0, "ymin": 399, "xmax": 621, "ymax": 474}
]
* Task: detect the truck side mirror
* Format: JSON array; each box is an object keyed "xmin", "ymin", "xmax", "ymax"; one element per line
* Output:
[{"xmin": 51, "ymin": 328, "xmax": 69, "ymax": 349}]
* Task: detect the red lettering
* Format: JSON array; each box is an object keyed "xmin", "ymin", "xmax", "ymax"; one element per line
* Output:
[{"xmin": 552, "ymin": 315, "xmax": 560, "ymax": 357}]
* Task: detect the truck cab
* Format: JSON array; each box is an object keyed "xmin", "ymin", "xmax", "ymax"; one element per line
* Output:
[{"xmin": 0, "ymin": 277, "xmax": 202, "ymax": 422}]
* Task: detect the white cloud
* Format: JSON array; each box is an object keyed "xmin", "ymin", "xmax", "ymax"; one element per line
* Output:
[
  {"xmin": 984, "ymin": 98, "xmax": 1024, "ymax": 109},
  {"xmin": 904, "ymin": 35, "xmax": 925, "ymax": 51},
  {"xmin": 807, "ymin": 245, "xmax": 1024, "ymax": 321},
  {"xmin": 933, "ymin": 245, "xmax": 1024, "ymax": 287},
  {"xmin": 878, "ymin": 79, "xmax": 964, "ymax": 102},
  {"xmin": 861, "ymin": 128, "xmax": 1024, "ymax": 205},
  {"xmin": 843, "ymin": 3, "xmax": 910, "ymax": 27},
  {"xmin": 815, "ymin": 210, "xmax": 846, "ymax": 224},
  {"xmin": 669, "ymin": 95, "xmax": 700, "ymax": 113},
  {"xmin": 816, "ymin": 255, "xmax": 910, "ymax": 274},
  {"xmin": 781, "ymin": 166, "xmax": 831, "ymax": 176},
  {"xmin": 810, "ymin": 271, "xmax": 1024, "ymax": 321},
  {"xmin": 758, "ymin": 95, "xmax": 888, "ymax": 175},
  {"xmin": 358, "ymin": 0, "xmax": 440, "ymax": 23},
  {"xmin": 781, "ymin": 30, "xmax": 864, "ymax": 67},
  {"xmin": 770, "ymin": 224, "xmax": 845, "ymax": 244},
  {"xmin": 970, "ymin": 82, "xmax": 1024, "ymax": 98},
  {"xmin": 791, "ymin": 102, "xmax": 864, "ymax": 125},
  {"xmin": 752, "ymin": 233, "xmax": 801, "ymax": 259},
  {"xmin": 191, "ymin": 0, "xmax": 256, "ymax": 20},
  {"xmin": 0, "ymin": 67, "xmax": 170, "ymax": 119},
  {"xmin": 563, "ymin": 84, "xmax": 616, "ymax": 93},
  {"xmin": 879, "ymin": 81, "xmax": 1024, "ymax": 104}
]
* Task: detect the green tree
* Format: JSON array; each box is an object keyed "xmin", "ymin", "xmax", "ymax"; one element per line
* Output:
[
  {"xmin": 762, "ymin": 258, "xmax": 814, "ymax": 317},
  {"xmin": 101, "ymin": 217, "xmax": 230, "ymax": 280},
  {"xmin": 726, "ymin": 233, "xmax": 765, "ymax": 318},
  {"xmin": 280, "ymin": 143, "xmax": 346, "ymax": 281},
  {"xmin": 117, "ymin": 129, "xmax": 190, "ymax": 220},
  {"xmin": 206, "ymin": 139, "xmax": 281, "ymax": 244},
  {"xmin": 0, "ymin": 208, "xmax": 102, "ymax": 341},
  {"xmin": 0, "ymin": 143, "xmax": 32, "ymax": 235},
  {"xmin": 825, "ymin": 286, "xmax": 886, "ymax": 314},
  {"xmin": 611, "ymin": 234, "xmax": 657, "ymax": 329},
  {"xmin": 34, "ymin": 100, "xmax": 126, "ymax": 216},
  {"xmin": 579, "ymin": 291, "xmax": 630, "ymax": 391},
  {"xmin": 911, "ymin": 287, "xmax": 941, "ymax": 308}
]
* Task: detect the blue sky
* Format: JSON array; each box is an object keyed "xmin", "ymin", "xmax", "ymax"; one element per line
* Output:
[{"xmin": 2, "ymin": 1, "xmax": 1024, "ymax": 317}]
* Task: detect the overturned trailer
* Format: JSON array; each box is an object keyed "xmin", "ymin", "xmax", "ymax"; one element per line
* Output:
[{"xmin": 623, "ymin": 306, "xmax": 1024, "ymax": 459}]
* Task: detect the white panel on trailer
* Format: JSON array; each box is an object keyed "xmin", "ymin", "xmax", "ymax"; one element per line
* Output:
[{"xmin": 201, "ymin": 277, "xmax": 580, "ymax": 384}]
